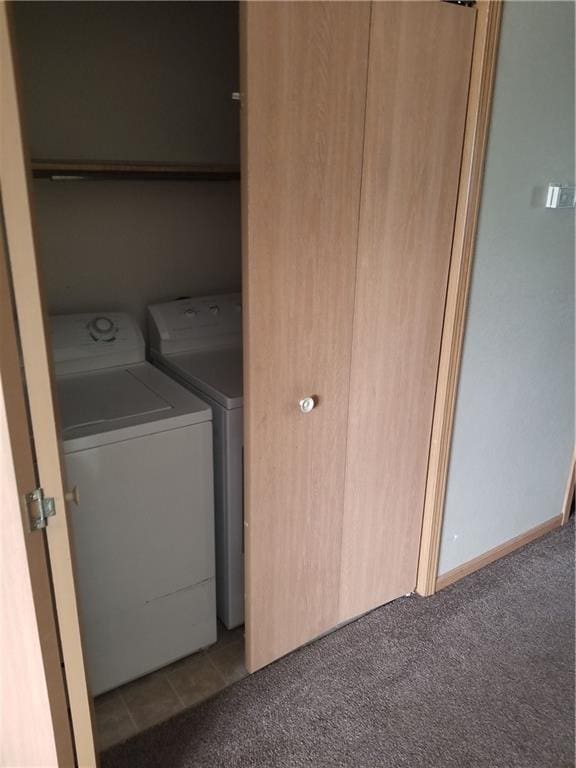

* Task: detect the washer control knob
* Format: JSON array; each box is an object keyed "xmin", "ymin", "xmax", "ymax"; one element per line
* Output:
[
  {"xmin": 209, "ymin": 305, "xmax": 220, "ymax": 316},
  {"xmin": 298, "ymin": 396, "xmax": 317, "ymax": 414},
  {"xmin": 185, "ymin": 308, "xmax": 198, "ymax": 318},
  {"xmin": 88, "ymin": 315, "xmax": 117, "ymax": 341}
]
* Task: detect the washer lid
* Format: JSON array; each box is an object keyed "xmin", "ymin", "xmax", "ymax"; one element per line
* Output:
[
  {"xmin": 58, "ymin": 368, "xmax": 171, "ymax": 431},
  {"xmin": 58, "ymin": 362, "xmax": 212, "ymax": 452},
  {"xmin": 158, "ymin": 346, "xmax": 243, "ymax": 410}
]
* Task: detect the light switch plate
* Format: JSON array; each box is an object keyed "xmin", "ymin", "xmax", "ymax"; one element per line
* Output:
[{"xmin": 545, "ymin": 184, "xmax": 576, "ymax": 209}]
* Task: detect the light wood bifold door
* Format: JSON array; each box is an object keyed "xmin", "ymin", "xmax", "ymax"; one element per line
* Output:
[
  {"xmin": 242, "ymin": 1, "xmax": 372, "ymax": 672},
  {"xmin": 243, "ymin": 0, "xmax": 476, "ymax": 671},
  {"xmin": 340, "ymin": 1, "xmax": 476, "ymax": 620}
]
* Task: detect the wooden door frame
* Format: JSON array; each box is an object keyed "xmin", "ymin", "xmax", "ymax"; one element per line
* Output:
[{"xmin": 416, "ymin": 0, "xmax": 503, "ymax": 597}]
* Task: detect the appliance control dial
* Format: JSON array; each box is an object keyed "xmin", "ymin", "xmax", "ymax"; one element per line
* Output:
[
  {"xmin": 209, "ymin": 305, "xmax": 220, "ymax": 316},
  {"xmin": 185, "ymin": 308, "xmax": 198, "ymax": 318},
  {"xmin": 87, "ymin": 315, "xmax": 117, "ymax": 342}
]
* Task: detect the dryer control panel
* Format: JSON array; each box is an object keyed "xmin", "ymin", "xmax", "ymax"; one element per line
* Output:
[
  {"xmin": 148, "ymin": 293, "xmax": 242, "ymax": 355},
  {"xmin": 51, "ymin": 312, "xmax": 145, "ymax": 375}
]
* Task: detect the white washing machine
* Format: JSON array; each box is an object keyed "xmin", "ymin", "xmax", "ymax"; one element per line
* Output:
[
  {"xmin": 51, "ymin": 312, "xmax": 217, "ymax": 695},
  {"xmin": 148, "ymin": 294, "xmax": 244, "ymax": 629}
]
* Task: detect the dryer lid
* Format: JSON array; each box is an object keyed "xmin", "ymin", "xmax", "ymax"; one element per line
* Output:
[{"xmin": 157, "ymin": 346, "xmax": 243, "ymax": 410}]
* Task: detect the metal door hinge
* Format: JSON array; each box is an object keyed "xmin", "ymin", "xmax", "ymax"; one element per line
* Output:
[{"xmin": 26, "ymin": 488, "xmax": 55, "ymax": 531}]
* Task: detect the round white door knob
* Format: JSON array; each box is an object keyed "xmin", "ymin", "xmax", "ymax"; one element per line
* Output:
[{"xmin": 299, "ymin": 396, "xmax": 316, "ymax": 414}]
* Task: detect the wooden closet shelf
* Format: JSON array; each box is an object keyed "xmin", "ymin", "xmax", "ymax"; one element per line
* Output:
[{"xmin": 31, "ymin": 160, "xmax": 241, "ymax": 181}]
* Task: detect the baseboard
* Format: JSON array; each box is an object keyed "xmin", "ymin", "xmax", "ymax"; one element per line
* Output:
[{"xmin": 435, "ymin": 515, "xmax": 563, "ymax": 592}]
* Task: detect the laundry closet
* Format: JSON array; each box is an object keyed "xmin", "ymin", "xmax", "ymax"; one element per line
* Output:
[
  {"xmin": 12, "ymin": 0, "xmax": 245, "ymax": 702},
  {"xmin": 6, "ymin": 0, "xmax": 477, "ymax": 758}
]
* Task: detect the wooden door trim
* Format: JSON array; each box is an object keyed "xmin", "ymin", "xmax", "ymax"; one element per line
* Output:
[
  {"xmin": 416, "ymin": 1, "xmax": 503, "ymax": 597},
  {"xmin": 561, "ymin": 450, "xmax": 575, "ymax": 525},
  {"xmin": 0, "ymin": 4, "xmax": 98, "ymax": 763}
]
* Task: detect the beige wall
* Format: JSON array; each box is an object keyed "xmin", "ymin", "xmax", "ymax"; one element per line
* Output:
[
  {"xmin": 13, "ymin": 2, "xmax": 239, "ymax": 164},
  {"xmin": 32, "ymin": 179, "xmax": 241, "ymax": 330},
  {"xmin": 12, "ymin": 2, "xmax": 241, "ymax": 331}
]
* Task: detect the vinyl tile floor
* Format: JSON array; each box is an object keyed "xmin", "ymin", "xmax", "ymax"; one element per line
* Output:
[{"xmin": 94, "ymin": 624, "xmax": 246, "ymax": 751}]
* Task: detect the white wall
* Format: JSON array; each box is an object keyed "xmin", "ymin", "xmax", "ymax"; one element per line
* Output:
[
  {"xmin": 12, "ymin": 2, "xmax": 241, "ymax": 330},
  {"xmin": 439, "ymin": 1, "xmax": 575, "ymax": 575}
]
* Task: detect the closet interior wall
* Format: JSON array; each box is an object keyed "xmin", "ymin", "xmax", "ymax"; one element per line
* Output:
[{"xmin": 12, "ymin": 1, "xmax": 242, "ymax": 330}]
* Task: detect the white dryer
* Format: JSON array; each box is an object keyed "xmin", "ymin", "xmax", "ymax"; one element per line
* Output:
[
  {"xmin": 148, "ymin": 294, "xmax": 244, "ymax": 629},
  {"xmin": 51, "ymin": 312, "xmax": 216, "ymax": 695}
]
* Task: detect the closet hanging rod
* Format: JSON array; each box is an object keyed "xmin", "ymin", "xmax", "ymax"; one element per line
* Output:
[{"xmin": 30, "ymin": 160, "xmax": 241, "ymax": 182}]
